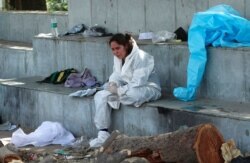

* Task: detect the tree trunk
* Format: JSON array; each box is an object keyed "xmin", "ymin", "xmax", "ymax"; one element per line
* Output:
[
  {"xmin": 0, "ymin": 146, "xmax": 22, "ymax": 163},
  {"xmin": 97, "ymin": 123, "xmax": 224, "ymax": 163}
]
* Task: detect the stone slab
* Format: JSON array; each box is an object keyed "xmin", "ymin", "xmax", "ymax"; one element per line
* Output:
[
  {"xmin": 176, "ymin": 0, "xmax": 208, "ymax": 30},
  {"xmin": 145, "ymin": 0, "xmax": 175, "ymax": 32},
  {"xmin": 91, "ymin": 0, "xmax": 118, "ymax": 34},
  {"xmin": 117, "ymin": 0, "xmax": 145, "ymax": 34},
  {"xmin": 1, "ymin": 76, "xmax": 250, "ymax": 152},
  {"xmin": 208, "ymin": 0, "xmax": 245, "ymax": 16}
]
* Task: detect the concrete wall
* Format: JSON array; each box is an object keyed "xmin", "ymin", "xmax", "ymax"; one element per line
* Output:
[
  {"xmin": 0, "ymin": 0, "xmax": 250, "ymax": 154},
  {"xmin": 164, "ymin": 109, "xmax": 250, "ymax": 153},
  {"xmin": 30, "ymin": 37, "xmax": 250, "ymax": 103},
  {"xmin": 31, "ymin": 37, "xmax": 112, "ymax": 83},
  {"xmin": 0, "ymin": 46, "xmax": 33, "ymax": 78},
  {"xmin": 68, "ymin": 0, "xmax": 250, "ymax": 34},
  {"xmin": 0, "ymin": 82, "xmax": 163, "ymax": 138},
  {"xmin": 0, "ymin": 1, "xmax": 248, "ymax": 43},
  {"xmin": 1, "ymin": 81, "xmax": 250, "ymax": 152},
  {"xmin": 1, "ymin": 35, "xmax": 249, "ymax": 103},
  {"xmin": 0, "ymin": 85, "xmax": 97, "ymax": 137},
  {"xmin": 0, "ymin": 1, "xmax": 248, "ymax": 42},
  {"xmin": 0, "ymin": 11, "xmax": 69, "ymax": 43},
  {"xmin": 0, "ymin": 0, "xmax": 3, "ymax": 10}
]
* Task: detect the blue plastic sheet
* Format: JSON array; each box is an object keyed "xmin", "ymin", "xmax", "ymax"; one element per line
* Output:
[{"xmin": 173, "ymin": 4, "xmax": 250, "ymax": 101}]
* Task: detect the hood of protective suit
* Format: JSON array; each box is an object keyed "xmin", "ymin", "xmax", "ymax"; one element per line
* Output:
[{"xmin": 109, "ymin": 40, "xmax": 161, "ymax": 95}]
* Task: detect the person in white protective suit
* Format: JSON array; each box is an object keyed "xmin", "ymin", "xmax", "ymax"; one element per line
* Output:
[{"xmin": 89, "ymin": 33, "xmax": 161, "ymax": 148}]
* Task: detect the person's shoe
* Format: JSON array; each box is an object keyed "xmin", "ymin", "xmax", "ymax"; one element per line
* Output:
[{"xmin": 89, "ymin": 131, "xmax": 110, "ymax": 148}]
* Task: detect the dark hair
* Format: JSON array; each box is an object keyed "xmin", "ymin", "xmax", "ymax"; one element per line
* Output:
[{"xmin": 109, "ymin": 33, "xmax": 133, "ymax": 54}]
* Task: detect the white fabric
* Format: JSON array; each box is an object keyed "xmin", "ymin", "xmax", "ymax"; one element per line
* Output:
[
  {"xmin": 94, "ymin": 41, "xmax": 161, "ymax": 130},
  {"xmin": 0, "ymin": 121, "xmax": 17, "ymax": 131},
  {"xmin": 89, "ymin": 131, "xmax": 110, "ymax": 148},
  {"xmin": 69, "ymin": 88, "xmax": 97, "ymax": 97},
  {"xmin": 107, "ymin": 82, "xmax": 118, "ymax": 94},
  {"xmin": 109, "ymin": 41, "xmax": 161, "ymax": 96},
  {"xmin": 94, "ymin": 87, "xmax": 161, "ymax": 129},
  {"xmin": 11, "ymin": 121, "xmax": 75, "ymax": 147},
  {"xmin": 107, "ymin": 95, "xmax": 120, "ymax": 109},
  {"xmin": 94, "ymin": 90, "xmax": 113, "ymax": 129}
]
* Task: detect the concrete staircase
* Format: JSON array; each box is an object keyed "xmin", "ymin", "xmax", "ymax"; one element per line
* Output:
[
  {"xmin": 0, "ymin": 8, "xmax": 250, "ymax": 153},
  {"xmin": 1, "ymin": 35, "xmax": 250, "ymax": 152},
  {"xmin": 0, "ymin": 39, "xmax": 33, "ymax": 78},
  {"xmin": 0, "ymin": 11, "xmax": 68, "ymax": 43},
  {"xmin": 1, "ymin": 76, "xmax": 250, "ymax": 152}
]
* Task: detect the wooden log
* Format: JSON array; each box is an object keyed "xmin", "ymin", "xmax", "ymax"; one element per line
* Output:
[
  {"xmin": 98, "ymin": 123, "xmax": 224, "ymax": 163},
  {"xmin": 0, "ymin": 146, "xmax": 22, "ymax": 163}
]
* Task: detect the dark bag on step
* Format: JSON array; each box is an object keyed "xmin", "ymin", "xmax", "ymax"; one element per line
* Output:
[{"xmin": 37, "ymin": 68, "xmax": 78, "ymax": 84}]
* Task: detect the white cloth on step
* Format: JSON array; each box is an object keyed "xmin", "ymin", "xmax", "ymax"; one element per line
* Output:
[
  {"xmin": 69, "ymin": 88, "xmax": 97, "ymax": 97},
  {"xmin": 11, "ymin": 121, "xmax": 75, "ymax": 147}
]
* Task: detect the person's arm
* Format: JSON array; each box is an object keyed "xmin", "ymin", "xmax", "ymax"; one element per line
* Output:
[
  {"xmin": 109, "ymin": 57, "xmax": 122, "ymax": 85},
  {"xmin": 117, "ymin": 52, "xmax": 154, "ymax": 96}
]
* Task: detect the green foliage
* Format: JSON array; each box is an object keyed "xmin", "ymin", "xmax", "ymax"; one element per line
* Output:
[{"xmin": 46, "ymin": 0, "xmax": 68, "ymax": 11}]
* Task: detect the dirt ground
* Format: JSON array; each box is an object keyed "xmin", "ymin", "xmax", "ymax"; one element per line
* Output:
[
  {"xmin": 0, "ymin": 130, "xmax": 97, "ymax": 163},
  {"xmin": 0, "ymin": 129, "xmax": 151, "ymax": 163}
]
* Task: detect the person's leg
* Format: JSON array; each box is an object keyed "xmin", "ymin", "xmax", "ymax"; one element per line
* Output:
[
  {"xmin": 120, "ymin": 86, "xmax": 161, "ymax": 107},
  {"xmin": 90, "ymin": 90, "xmax": 112, "ymax": 148},
  {"xmin": 94, "ymin": 90, "xmax": 113, "ymax": 129}
]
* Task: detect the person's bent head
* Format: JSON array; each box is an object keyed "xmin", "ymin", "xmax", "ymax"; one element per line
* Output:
[{"xmin": 109, "ymin": 33, "xmax": 133, "ymax": 59}]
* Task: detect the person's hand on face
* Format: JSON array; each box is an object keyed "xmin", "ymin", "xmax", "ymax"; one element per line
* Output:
[
  {"xmin": 110, "ymin": 41, "xmax": 127, "ymax": 59},
  {"xmin": 107, "ymin": 82, "xmax": 118, "ymax": 94}
]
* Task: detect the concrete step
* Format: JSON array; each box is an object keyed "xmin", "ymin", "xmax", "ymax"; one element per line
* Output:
[
  {"xmin": 0, "ymin": 76, "xmax": 163, "ymax": 138},
  {"xmin": 1, "ymin": 35, "xmax": 249, "ymax": 103},
  {"xmin": 32, "ymin": 35, "xmax": 112, "ymax": 84},
  {"xmin": 0, "ymin": 39, "xmax": 33, "ymax": 79},
  {"xmin": 1, "ymin": 35, "xmax": 249, "ymax": 101},
  {"xmin": 32, "ymin": 35, "xmax": 250, "ymax": 103},
  {"xmin": 0, "ymin": 76, "xmax": 250, "ymax": 152},
  {"xmin": 0, "ymin": 11, "xmax": 68, "ymax": 43}
]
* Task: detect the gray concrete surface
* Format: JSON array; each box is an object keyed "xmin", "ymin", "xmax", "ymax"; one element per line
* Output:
[
  {"xmin": 0, "ymin": 11, "xmax": 68, "ymax": 43},
  {"xmin": 166, "ymin": 110, "xmax": 250, "ymax": 153},
  {"xmin": 146, "ymin": 0, "xmax": 176, "ymax": 32},
  {"xmin": 0, "ymin": 76, "xmax": 161, "ymax": 138},
  {"xmin": 0, "ymin": 40, "xmax": 33, "ymax": 78},
  {"xmin": 1, "ymin": 36, "xmax": 250, "ymax": 103},
  {"xmin": 31, "ymin": 36, "xmax": 112, "ymax": 83},
  {"xmin": 1, "ymin": 77, "xmax": 250, "ymax": 152},
  {"xmin": 68, "ymin": 0, "xmax": 91, "ymax": 29},
  {"xmin": 0, "ymin": 0, "xmax": 249, "ymax": 156},
  {"xmin": 92, "ymin": 0, "xmax": 118, "ymax": 34},
  {"xmin": 68, "ymin": 0, "xmax": 250, "ymax": 34},
  {"xmin": 30, "ymin": 36, "xmax": 250, "ymax": 104}
]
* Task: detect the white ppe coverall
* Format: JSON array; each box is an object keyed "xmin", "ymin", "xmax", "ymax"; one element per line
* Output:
[{"xmin": 94, "ymin": 42, "xmax": 161, "ymax": 130}]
